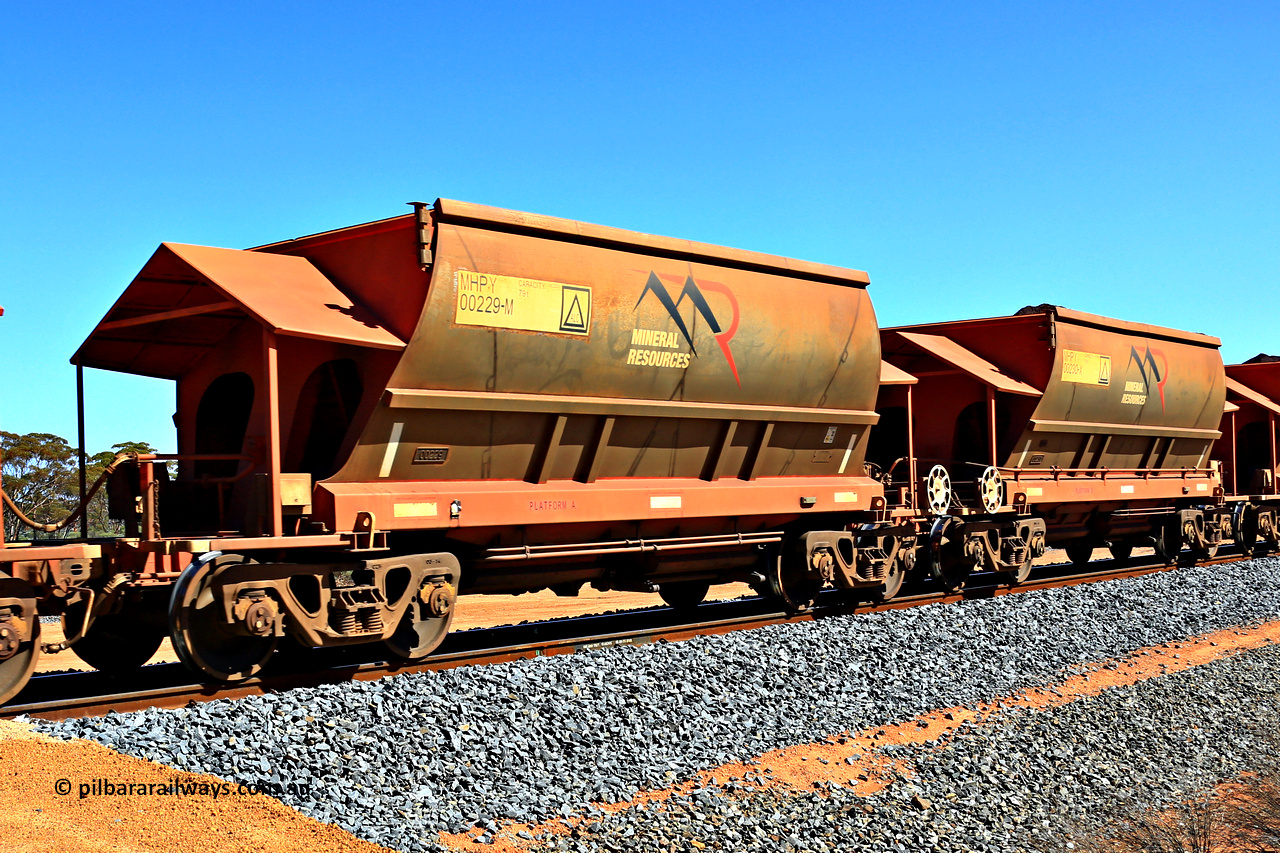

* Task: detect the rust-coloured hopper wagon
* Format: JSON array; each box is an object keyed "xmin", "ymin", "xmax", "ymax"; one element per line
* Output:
[
  {"xmin": 5, "ymin": 204, "xmax": 1257, "ymax": 709},
  {"xmin": 1212, "ymin": 357, "xmax": 1280, "ymax": 553},
  {"xmin": 879, "ymin": 305, "xmax": 1228, "ymax": 587},
  {"xmin": 15, "ymin": 200, "xmax": 888, "ymax": 689}
]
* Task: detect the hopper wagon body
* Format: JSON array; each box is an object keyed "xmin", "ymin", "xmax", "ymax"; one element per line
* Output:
[
  {"xmin": 1, "ymin": 202, "xmax": 1274, "ymax": 706},
  {"xmin": 0, "ymin": 200, "xmax": 896, "ymax": 693},
  {"xmin": 1212, "ymin": 358, "xmax": 1280, "ymax": 553},
  {"xmin": 879, "ymin": 305, "xmax": 1228, "ymax": 580},
  {"xmin": 72, "ymin": 200, "xmax": 883, "ymax": 594}
]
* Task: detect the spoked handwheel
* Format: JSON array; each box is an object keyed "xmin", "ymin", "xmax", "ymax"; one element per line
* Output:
[
  {"xmin": 925, "ymin": 465, "xmax": 952, "ymax": 514},
  {"xmin": 928, "ymin": 516, "xmax": 971, "ymax": 591},
  {"xmin": 169, "ymin": 552, "xmax": 277, "ymax": 682},
  {"xmin": 385, "ymin": 564, "xmax": 461, "ymax": 660},
  {"xmin": 65, "ymin": 597, "xmax": 166, "ymax": 674},
  {"xmin": 659, "ymin": 580, "xmax": 711, "ymax": 610},
  {"xmin": 977, "ymin": 466, "xmax": 1004, "ymax": 514},
  {"xmin": 0, "ymin": 574, "xmax": 39, "ymax": 705},
  {"xmin": 763, "ymin": 539, "xmax": 823, "ymax": 612}
]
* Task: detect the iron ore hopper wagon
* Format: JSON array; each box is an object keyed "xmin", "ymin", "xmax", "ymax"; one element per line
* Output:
[
  {"xmin": 0, "ymin": 201, "xmax": 1275, "ymax": 707},
  {"xmin": 878, "ymin": 305, "xmax": 1229, "ymax": 588},
  {"xmin": 0, "ymin": 200, "xmax": 894, "ymax": 701}
]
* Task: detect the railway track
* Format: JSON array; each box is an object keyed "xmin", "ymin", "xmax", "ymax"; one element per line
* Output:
[{"xmin": 3, "ymin": 550, "xmax": 1241, "ymax": 721}]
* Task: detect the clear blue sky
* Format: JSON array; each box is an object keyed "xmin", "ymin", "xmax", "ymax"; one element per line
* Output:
[{"xmin": 2, "ymin": 1, "xmax": 1277, "ymax": 453}]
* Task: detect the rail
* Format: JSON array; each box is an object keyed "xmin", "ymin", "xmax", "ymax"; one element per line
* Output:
[{"xmin": 4, "ymin": 548, "xmax": 1240, "ymax": 721}]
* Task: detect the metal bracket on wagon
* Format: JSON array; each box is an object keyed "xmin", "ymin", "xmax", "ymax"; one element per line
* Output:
[
  {"xmin": 347, "ymin": 510, "xmax": 388, "ymax": 551},
  {"xmin": 799, "ymin": 531, "xmax": 858, "ymax": 589}
]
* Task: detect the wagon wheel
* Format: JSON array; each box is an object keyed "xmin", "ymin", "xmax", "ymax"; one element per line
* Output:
[
  {"xmin": 977, "ymin": 466, "xmax": 1004, "ymax": 514},
  {"xmin": 1151, "ymin": 521, "xmax": 1182, "ymax": 566},
  {"xmin": 764, "ymin": 538, "xmax": 823, "ymax": 612},
  {"xmin": 385, "ymin": 575, "xmax": 459, "ymax": 660},
  {"xmin": 998, "ymin": 542, "xmax": 1033, "ymax": 585},
  {"xmin": 925, "ymin": 465, "xmax": 952, "ymax": 514},
  {"xmin": 659, "ymin": 580, "xmax": 711, "ymax": 610},
  {"xmin": 169, "ymin": 552, "xmax": 277, "ymax": 682},
  {"xmin": 1107, "ymin": 541, "xmax": 1133, "ymax": 564},
  {"xmin": 1064, "ymin": 541, "xmax": 1095, "ymax": 567},
  {"xmin": 266, "ymin": 632, "xmax": 327, "ymax": 674},
  {"xmin": 999, "ymin": 558, "xmax": 1032, "ymax": 585},
  {"xmin": 871, "ymin": 548, "xmax": 911, "ymax": 602},
  {"xmin": 0, "ymin": 574, "xmax": 39, "ymax": 706},
  {"xmin": 928, "ymin": 516, "xmax": 970, "ymax": 591},
  {"xmin": 64, "ymin": 596, "xmax": 166, "ymax": 675},
  {"xmin": 1256, "ymin": 508, "xmax": 1280, "ymax": 553},
  {"xmin": 1193, "ymin": 514, "xmax": 1220, "ymax": 562},
  {"xmin": 1234, "ymin": 503, "xmax": 1257, "ymax": 556},
  {"xmin": 70, "ymin": 613, "xmax": 165, "ymax": 674}
]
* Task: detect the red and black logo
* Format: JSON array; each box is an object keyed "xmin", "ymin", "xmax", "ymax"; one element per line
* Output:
[
  {"xmin": 635, "ymin": 272, "xmax": 741, "ymax": 385},
  {"xmin": 1128, "ymin": 345, "xmax": 1168, "ymax": 411}
]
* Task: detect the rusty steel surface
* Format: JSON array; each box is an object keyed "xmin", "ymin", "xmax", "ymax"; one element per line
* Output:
[
  {"xmin": 879, "ymin": 360, "xmax": 917, "ymax": 385},
  {"xmin": 1214, "ymin": 362, "xmax": 1280, "ymax": 496},
  {"xmin": 1029, "ymin": 314, "xmax": 1224, "ymax": 454},
  {"xmin": 429, "ymin": 199, "xmax": 872, "ymax": 287},
  {"xmin": 71, "ymin": 199, "xmax": 884, "ymax": 548},
  {"xmin": 1227, "ymin": 362, "xmax": 1280, "ymax": 408},
  {"xmin": 895, "ymin": 331, "xmax": 1041, "ymax": 397},
  {"xmin": 3, "ymin": 552, "xmax": 1221, "ymax": 722},
  {"xmin": 24, "ymin": 202, "xmax": 1274, "ymax": 715},
  {"xmin": 882, "ymin": 306, "xmax": 1225, "ymax": 495},
  {"xmin": 331, "ymin": 203, "xmax": 883, "ymax": 532},
  {"xmin": 74, "ymin": 243, "xmax": 404, "ymax": 380},
  {"xmin": 1227, "ymin": 376, "xmax": 1280, "ymax": 415}
]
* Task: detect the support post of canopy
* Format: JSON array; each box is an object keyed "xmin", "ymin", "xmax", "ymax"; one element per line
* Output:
[
  {"xmin": 76, "ymin": 360, "xmax": 87, "ymax": 539},
  {"xmin": 1271, "ymin": 411, "xmax": 1278, "ymax": 497},
  {"xmin": 1228, "ymin": 410, "xmax": 1237, "ymax": 495},
  {"xmin": 907, "ymin": 384, "xmax": 917, "ymax": 509},
  {"xmin": 263, "ymin": 328, "xmax": 283, "ymax": 537},
  {"xmin": 986, "ymin": 385, "xmax": 998, "ymax": 467}
]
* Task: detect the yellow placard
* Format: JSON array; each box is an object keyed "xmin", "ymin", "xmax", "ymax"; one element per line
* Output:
[
  {"xmin": 1061, "ymin": 349, "xmax": 1111, "ymax": 386},
  {"xmin": 394, "ymin": 502, "xmax": 438, "ymax": 518},
  {"xmin": 454, "ymin": 270, "xmax": 591, "ymax": 336}
]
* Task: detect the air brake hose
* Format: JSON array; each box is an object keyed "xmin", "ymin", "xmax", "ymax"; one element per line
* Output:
[{"xmin": 0, "ymin": 452, "xmax": 135, "ymax": 533}]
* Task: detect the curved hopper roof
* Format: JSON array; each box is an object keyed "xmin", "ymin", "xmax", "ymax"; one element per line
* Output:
[{"xmin": 73, "ymin": 243, "xmax": 404, "ymax": 379}]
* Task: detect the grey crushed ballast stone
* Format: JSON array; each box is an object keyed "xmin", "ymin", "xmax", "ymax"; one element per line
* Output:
[
  {"xmin": 571, "ymin": 641, "xmax": 1280, "ymax": 853},
  {"xmin": 34, "ymin": 557, "xmax": 1280, "ymax": 852}
]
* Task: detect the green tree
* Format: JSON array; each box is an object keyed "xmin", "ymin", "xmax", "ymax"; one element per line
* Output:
[
  {"xmin": 83, "ymin": 441, "xmax": 160, "ymax": 538},
  {"xmin": 1, "ymin": 431, "xmax": 77, "ymax": 541},
  {"xmin": 2, "ymin": 433, "xmax": 158, "ymax": 541}
]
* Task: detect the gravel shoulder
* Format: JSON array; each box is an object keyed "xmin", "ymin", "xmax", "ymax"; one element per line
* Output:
[
  {"xmin": 0, "ymin": 720, "xmax": 392, "ymax": 853},
  {"xmin": 559, "ymin": 639, "xmax": 1280, "ymax": 853}
]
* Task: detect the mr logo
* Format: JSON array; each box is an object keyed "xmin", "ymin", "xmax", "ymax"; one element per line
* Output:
[
  {"xmin": 1127, "ymin": 345, "xmax": 1169, "ymax": 411},
  {"xmin": 634, "ymin": 272, "xmax": 741, "ymax": 385}
]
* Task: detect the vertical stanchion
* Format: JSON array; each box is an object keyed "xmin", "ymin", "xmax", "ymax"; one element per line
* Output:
[{"xmin": 77, "ymin": 360, "xmax": 88, "ymax": 539}]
